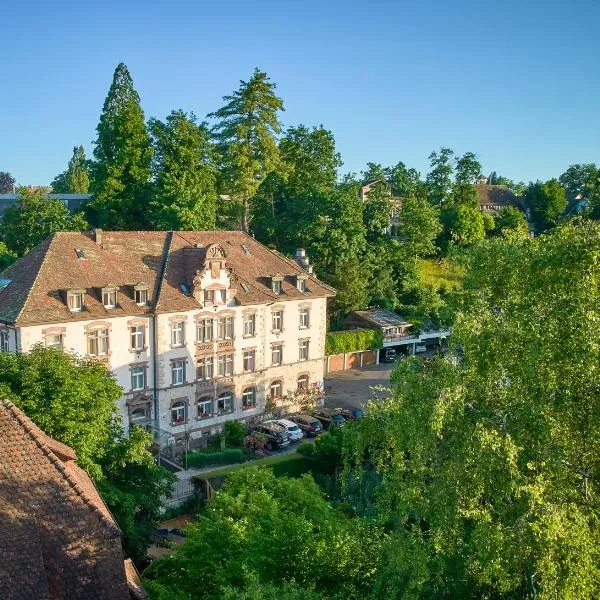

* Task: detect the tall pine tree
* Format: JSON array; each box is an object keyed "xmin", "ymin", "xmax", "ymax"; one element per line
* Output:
[
  {"xmin": 89, "ymin": 63, "xmax": 153, "ymax": 229},
  {"xmin": 51, "ymin": 145, "xmax": 91, "ymax": 193},
  {"xmin": 208, "ymin": 68, "xmax": 284, "ymax": 231}
]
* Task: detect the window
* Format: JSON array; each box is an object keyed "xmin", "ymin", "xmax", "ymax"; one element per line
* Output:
[
  {"xmin": 131, "ymin": 366, "xmax": 145, "ymax": 391},
  {"xmin": 172, "ymin": 360, "xmax": 186, "ymax": 385},
  {"xmin": 131, "ymin": 407, "xmax": 148, "ymax": 423},
  {"xmin": 134, "ymin": 286, "xmax": 149, "ymax": 306},
  {"xmin": 271, "ymin": 344, "xmax": 282, "ymax": 366},
  {"xmin": 87, "ymin": 328, "xmax": 109, "ymax": 356},
  {"xmin": 299, "ymin": 339, "xmax": 309, "ymax": 361},
  {"xmin": 217, "ymin": 353, "xmax": 233, "ymax": 377},
  {"xmin": 218, "ymin": 289, "xmax": 226, "ymax": 303},
  {"xmin": 243, "ymin": 349, "xmax": 255, "ymax": 372},
  {"xmin": 171, "ymin": 321, "xmax": 185, "ymax": 347},
  {"xmin": 270, "ymin": 380, "xmax": 282, "ymax": 399},
  {"xmin": 296, "ymin": 277, "xmax": 307, "ymax": 293},
  {"xmin": 196, "ymin": 318, "xmax": 213, "ymax": 342},
  {"xmin": 243, "ymin": 314, "xmax": 255, "ymax": 337},
  {"xmin": 0, "ymin": 330, "xmax": 9, "ymax": 353},
  {"xmin": 67, "ymin": 291, "xmax": 84, "ymax": 312},
  {"xmin": 197, "ymin": 356, "xmax": 213, "ymax": 380},
  {"xmin": 217, "ymin": 392, "xmax": 233, "ymax": 414},
  {"xmin": 102, "ymin": 288, "xmax": 117, "ymax": 309},
  {"xmin": 299, "ymin": 308, "xmax": 310, "ymax": 329},
  {"xmin": 297, "ymin": 375, "xmax": 309, "ymax": 391},
  {"xmin": 197, "ymin": 397, "xmax": 212, "ymax": 419},
  {"xmin": 130, "ymin": 325, "xmax": 145, "ymax": 350},
  {"xmin": 242, "ymin": 387, "xmax": 255, "ymax": 409},
  {"xmin": 272, "ymin": 310, "xmax": 283, "ymax": 332},
  {"xmin": 171, "ymin": 401, "xmax": 186, "ymax": 425},
  {"xmin": 272, "ymin": 278, "xmax": 282, "ymax": 295},
  {"xmin": 45, "ymin": 334, "xmax": 63, "ymax": 350},
  {"xmin": 205, "ymin": 289, "xmax": 226, "ymax": 304},
  {"xmin": 218, "ymin": 316, "xmax": 234, "ymax": 340}
]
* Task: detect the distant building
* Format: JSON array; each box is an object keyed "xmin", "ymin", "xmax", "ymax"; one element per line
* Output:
[
  {"xmin": 474, "ymin": 184, "xmax": 522, "ymax": 215},
  {"xmin": 0, "ymin": 399, "xmax": 143, "ymax": 599},
  {"xmin": 0, "ymin": 193, "xmax": 91, "ymax": 218}
]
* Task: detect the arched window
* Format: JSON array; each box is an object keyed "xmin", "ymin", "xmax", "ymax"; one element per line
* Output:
[
  {"xmin": 197, "ymin": 396, "xmax": 213, "ymax": 419},
  {"xmin": 131, "ymin": 407, "xmax": 148, "ymax": 423},
  {"xmin": 270, "ymin": 380, "xmax": 283, "ymax": 399},
  {"xmin": 171, "ymin": 401, "xmax": 186, "ymax": 425},
  {"xmin": 242, "ymin": 387, "xmax": 255, "ymax": 409},
  {"xmin": 217, "ymin": 392, "xmax": 233, "ymax": 414},
  {"xmin": 297, "ymin": 375, "xmax": 309, "ymax": 391}
]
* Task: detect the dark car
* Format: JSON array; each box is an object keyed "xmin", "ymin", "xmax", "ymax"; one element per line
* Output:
[
  {"xmin": 253, "ymin": 423, "xmax": 291, "ymax": 450},
  {"xmin": 381, "ymin": 348, "xmax": 396, "ymax": 363},
  {"xmin": 290, "ymin": 414, "xmax": 323, "ymax": 437},
  {"xmin": 335, "ymin": 407, "xmax": 365, "ymax": 420},
  {"xmin": 313, "ymin": 408, "xmax": 346, "ymax": 429}
]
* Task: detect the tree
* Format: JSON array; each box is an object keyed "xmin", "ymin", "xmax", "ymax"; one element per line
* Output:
[
  {"xmin": 209, "ymin": 68, "xmax": 284, "ymax": 231},
  {"xmin": 493, "ymin": 205, "xmax": 529, "ymax": 237},
  {"xmin": 344, "ymin": 222, "xmax": 600, "ymax": 598},
  {"xmin": 361, "ymin": 162, "xmax": 387, "ymax": 184},
  {"xmin": 397, "ymin": 193, "xmax": 442, "ymax": 257},
  {"xmin": 493, "ymin": 175, "xmax": 527, "ymax": 196},
  {"xmin": 426, "ymin": 147, "xmax": 454, "ymax": 207},
  {"xmin": 454, "ymin": 152, "xmax": 481, "ymax": 185},
  {"xmin": 362, "ymin": 181, "xmax": 392, "ymax": 240},
  {"xmin": 387, "ymin": 161, "xmax": 422, "ymax": 197},
  {"xmin": 149, "ymin": 110, "xmax": 217, "ymax": 230},
  {"xmin": 523, "ymin": 179, "xmax": 567, "ymax": 232},
  {"xmin": 0, "ymin": 187, "xmax": 88, "ymax": 256},
  {"xmin": 51, "ymin": 145, "xmax": 91, "ymax": 193},
  {"xmin": 0, "ymin": 241, "xmax": 17, "ymax": 270},
  {"xmin": 559, "ymin": 163, "xmax": 598, "ymax": 197},
  {"xmin": 89, "ymin": 63, "xmax": 153, "ymax": 229},
  {"xmin": 443, "ymin": 204, "xmax": 485, "ymax": 245},
  {"xmin": 0, "ymin": 346, "xmax": 174, "ymax": 560},
  {"xmin": 0, "ymin": 171, "xmax": 16, "ymax": 193},
  {"xmin": 143, "ymin": 468, "xmax": 382, "ymax": 599}
]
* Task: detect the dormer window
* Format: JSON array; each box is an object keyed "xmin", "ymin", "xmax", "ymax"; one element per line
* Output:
[
  {"xmin": 102, "ymin": 286, "xmax": 118, "ymax": 309},
  {"xmin": 204, "ymin": 288, "xmax": 226, "ymax": 305},
  {"xmin": 134, "ymin": 284, "xmax": 149, "ymax": 306},
  {"xmin": 271, "ymin": 276, "xmax": 283, "ymax": 295},
  {"xmin": 204, "ymin": 289, "xmax": 215, "ymax": 304},
  {"xmin": 296, "ymin": 275, "xmax": 308, "ymax": 293},
  {"xmin": 67, "ymin": 289, "xmax": 85, "ymax": 312}
]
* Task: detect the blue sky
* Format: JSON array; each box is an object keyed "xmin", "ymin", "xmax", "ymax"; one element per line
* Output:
[{"xmin": 1, "ymin": 0, "xmax": 598, "ymax": 186}]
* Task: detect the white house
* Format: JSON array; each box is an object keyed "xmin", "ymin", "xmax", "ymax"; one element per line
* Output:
[{"xmin": 0, "ymin": 230, "xmax": 335, "ymax": 442}]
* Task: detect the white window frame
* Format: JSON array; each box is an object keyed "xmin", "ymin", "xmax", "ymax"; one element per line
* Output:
[
  {"xmin": 131, "ymin": 366, "xmax": 145, "ymax": 391},
  {"xmin": 197, "ymin": 356, "xmax": 213, "ymax": 380},
  {"xmin": 134, "ymin": 287, "xmax": 149, "ymax": 306},
  {"xmin": 297, "ymin": 278, "xmax": 307, "ymax": 293},
  {"xmin": 217, "ymin": 392, "xmax": 233, "ymax": 414},
  {"xmin": 67, "ymin": 292, "xmax": 84, "ymax": 312},
  {"xmin": 297, "ymin": 375, "xmax": 309, "ymax": 390},
  {"xmin": 272, "ymin": 279, "xmax": 282, "ymax": 295},
  {"xmin": 130, "ymin": 325, "xmax": 145, "ymax": 351},
  {"xmin": 270, "ymin": 380, "xmax": 282, "ymax": 399},
  {"xmin": 217, "ymin": 353, "xmax": 233, "ymax": 377},
  {"xmin": 171, "ymin": 360, "xmax": 186, "ymax": 385},
  {"xmin": 171, "ymin": 321, "xmax": 185, "ymax": 347},
  {"xmin": 45, "ymin": 333, "xmax": 63, "ymax": 350},
  {"xmin": 0, "ymin": 330, "xmax": 9, "ymax": 352},
  {"xmin": 243, "ymin": 350, "xmax": 255, "ymax": 372},
  {"xmin": 196, "ymin": 318, "xmax": 213, "ymax": 342},
  {"xmin": 171, "ymin": 402, "xmax": 186, "ymax": 425},
  {"xmin": 243, "ymin": 314, "xmax": 255, "ymax": 337},
  {"xmin": 242, "ymin": 387, "xmax": 255, "ymax": 409},
  {"xmin": 218, "ymin": 316, "xmax": 233, "ymax": 340},
  {"xmin": 102, "ymin": 289, "xmax": 117, "ymax": 309},
  {"xmin": 272, "ymin": 310, "xmax": 283, "ymax": 332},
  {"xmin": 197, "ymin": 397, "xmax": 213, "ymax": 419},
  {"xmin": 131, "ymin": 406, "xmax": 148, "ymax": 423},
  {"xmin": 299, "ymin": 308, "xmax": 310, "ymax": 329},
  {"xmin": 87, "ymin": 328, "xmax": 109, "ymax": 356},
  {"xmin": 271, "ymin": 344, "xmax": 282, "ymax": 366},
  {"xmin": 299, "ymin": 340, "xmax": 309, "ymax": 361},
  {"xmin": 204, "ymin": 289, "xmax": 215, "ymax": 304}
]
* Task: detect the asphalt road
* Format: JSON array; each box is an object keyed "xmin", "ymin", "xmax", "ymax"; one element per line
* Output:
[{"xmin": 323, "ymin": 363, "xmax": 395, "ymax": 410}]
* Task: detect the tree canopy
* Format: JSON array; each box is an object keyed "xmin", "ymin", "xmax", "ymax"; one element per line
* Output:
[
  {"xmin": 51, "ymin": 145, "xmax": 91, "ymax": 193},
  {"xmin": 523, "ymin": 179, "xmax": 567, "ymax": 232},
  {"xmin": 0, "ymin": 171, "xmax": 16, "ymax": 193}
]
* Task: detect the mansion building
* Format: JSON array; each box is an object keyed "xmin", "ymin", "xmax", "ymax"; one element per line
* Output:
[{"xmin": 0, "ymin": 230, "xmax": 334, "ymax": 440}]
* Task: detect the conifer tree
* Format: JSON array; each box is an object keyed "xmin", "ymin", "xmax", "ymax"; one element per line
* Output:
[
  {"xmin": 90, "ymin": 63, "xmax": 153, "ymax": 229},
  {"xmin": 51, "ymin": 145, "xmax": 91, "ymax": 193}
]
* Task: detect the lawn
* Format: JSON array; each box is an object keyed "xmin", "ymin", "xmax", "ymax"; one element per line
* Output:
[{"xmin": 418, "ymin": 258, "xmax": 464, "ymax": 290}]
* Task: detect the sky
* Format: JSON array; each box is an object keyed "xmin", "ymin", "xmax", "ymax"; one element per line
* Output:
[{"xmin": 1, "ymin": 0, "xmax": 599, "ymax": 186}]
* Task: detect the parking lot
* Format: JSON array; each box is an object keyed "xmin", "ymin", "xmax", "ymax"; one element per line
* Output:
[{"xmin": 323, "ymin": 363, "xmax": 395, "ymax": 411}]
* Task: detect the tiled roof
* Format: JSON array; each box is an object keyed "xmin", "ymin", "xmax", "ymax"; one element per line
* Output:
[
  {"xmin": 474, "ymin": 184, "xmax": 521, "ymax": 210},
  {"xmin": 0, "ymin": 231, "xmax": 335, "ymax": 326},
  {"xmin": 0, "ymin": 400, "xmax": 130, "ymax": 599}
]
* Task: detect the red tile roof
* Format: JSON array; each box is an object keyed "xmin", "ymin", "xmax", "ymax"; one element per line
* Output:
[
  {"xmin": 0, "ymin": 399, "xmax": 131, "ymax": 599},
  {"xmin": 0, "ymin": 231, "xmax": 334, "ymax": 326},
  {"xmin": 475, "ymin": 184, "xmax": 521, "ymax": 212}
]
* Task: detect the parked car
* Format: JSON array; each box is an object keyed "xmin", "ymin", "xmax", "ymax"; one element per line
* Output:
[
  {"xmin": 335, "ymin": 407, "xmax": 365, "ymax": 420},
  {"xmin": 269, "ymin": 418, "xmax": 304, "ymax": 442},
  {"xmin": 382, "ymin": 347, "xmax": 396, "ymax": 362},
  {"xmin": 313, "ymin": 407, "xmax": 346, "ymax": 429},
  {"xmin": 253, "ymin": 423, "xmax": 291, "ymax": 450},
  {"xmin": 290, "ymin": 414, "xmax": 323, "ymax": 437}
]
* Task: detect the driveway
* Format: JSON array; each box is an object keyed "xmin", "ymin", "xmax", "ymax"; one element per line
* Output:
[{"xmin": 323, "ymin": 363, "xmax": 395, "ymax": 410}]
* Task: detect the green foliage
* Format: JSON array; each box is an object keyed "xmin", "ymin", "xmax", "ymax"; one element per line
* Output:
[
  {"xmin": 89, "ymin": 63, "xmax": 153, "ymax": 229},
  {"xmin": 344, "ymin": 222, "xmax": 600, "ymax": 598},
  {"xmin": 209, "ymin": 67, "xmax": 284, "ymax": 231},
  {"xmin": 426, "ymin": 147, "xmax": 454, "ymax": 206},
  {"xmin": 185, "ymin": 448, "xmax": 245, "ymax": 468},
  {"xmin": 442, "ymin": 204, "xmax": 485, "ymax": 246},
  {"xmin": 387, "ymin": 161, "xmax": 422, "ymax": 197},
  {"xmin": 398, "ymin": 193, "xmax": 442, "ymax": 256},
  {"xmin": 222, "ymin": 419, "xmax": 247, "ymax": 448},
  {"xmin": 149, "ymin": 110, "xmax": 217, "ymax": 230},
  {"xmin": 362, "ymin": 182, "xmax": 392, "ymax": 239},
  {"xmin": 0, "ymin": 187, "xmax": 88, "ymax": 256},
  {"xmin": 523, "ymin": 179, "xmax": 567, "ymax": 232},
  {"xmin": 51, "ymin": 145, "xmax": 91, "ymax": 193},
  {"xmin": 493, "ymin": 205, "xmax": 529, "ymax": 237},
  {"xmin": 0, "ymin": 241, "xmax": 17, "ymax": 270},
  {"xmin": 325, "ymin": 329, "xmax": 383, "ymax": 355},
  {"xmin": 0, "ymin": 171, "xmax": 16, "ymax": 193},
  {"xmin": 559, "ymin": 163, "xmax": 598, "ymax": 197},
  {"xmin": 143, "ymin": 468, "xmax": 383, "ymax": 599},
  {"xmin": 454, "ymin": 151, "xmax": 481, "ymax": 185},
  {"xmin": 418, "ymin": 257, "xmax": 463, "ymax": 290}
]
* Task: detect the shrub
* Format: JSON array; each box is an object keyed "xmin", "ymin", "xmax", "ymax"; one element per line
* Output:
[
  {"xmin": 296, "ymin": 442, "xmax": 315, "ymax": 457},
  {"xmin": 185, "ymin": 448, "xmax": 245, "ymax": 468},
  {"xmin": 223, "ymin": 420, "xmax": 246, "ymax": 448},
  {"xmin": 325, "ymin": 329, "xmax": 383, "ymax": 355}
]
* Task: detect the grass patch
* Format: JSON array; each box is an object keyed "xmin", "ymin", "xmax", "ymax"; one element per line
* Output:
[{"xmin": 418, "ymin": 258, "xmax": 464, "ymax": 290}]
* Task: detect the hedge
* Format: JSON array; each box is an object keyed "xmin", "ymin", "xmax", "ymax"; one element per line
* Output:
[
  {"xmin": 325, "ymin": 328, "xmax": 383, "ymax": 355},
  {"xmin": 185, "ymin": 448, "xmax": 245, "ymax": 468}
]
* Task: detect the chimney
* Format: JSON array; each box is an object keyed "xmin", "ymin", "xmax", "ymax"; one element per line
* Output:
[
  {"xmin": 93, "ymin": 228, "xmax": 103, "ymax": 245},
  {"xmin": 295, "ymin": 248, "xmax": 313, "ymax": 274}
]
